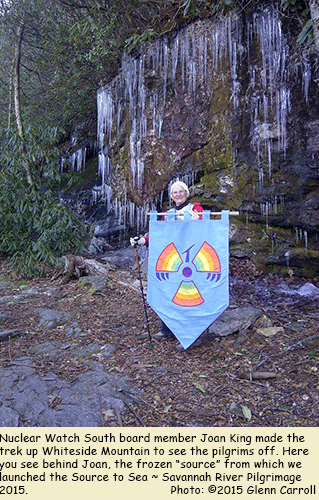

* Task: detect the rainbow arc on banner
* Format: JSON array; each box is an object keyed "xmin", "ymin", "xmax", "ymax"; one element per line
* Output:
[
  {"xmin": 193, "ymin": 242, "xmax": 221, "ymax": 281},
  {"xmin": 155, "ymin": 242, "xmax": 182, "ymax": 280},
  {"xmin": 172, "ymin": 281, "xmax": 204, "ymax": 307},
  {"xmin": 193, "ymin": 242, "xmax": 221, "ymax": 272}
]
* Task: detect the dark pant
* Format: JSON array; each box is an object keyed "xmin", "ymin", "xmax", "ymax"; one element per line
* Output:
[{"xmin": 160, "ymin": 320, "xmax": 174, "ymax": 337}]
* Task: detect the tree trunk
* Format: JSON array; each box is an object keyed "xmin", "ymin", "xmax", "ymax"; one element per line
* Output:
[
  {"xmin": 7, "ymin": 74, "xmax": 13, "ymax": 130},
  {"xmin": 13, "ymin": 24, "xmax": 25, "ymax": 143},
  {"xmin": 13, "ymin": 23, "xmax": 33, "ymax": 186},
  {"xmin": 310, "ymin": 0, "xmax": 319, "ymax": 55},
  {"xmin": 53, "ymin": 254, "xmax": 110, "ymax": 284}
]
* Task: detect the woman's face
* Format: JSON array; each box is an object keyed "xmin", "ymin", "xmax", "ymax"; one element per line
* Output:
[{"xmin": 171, "ymin": 185, "xmax": 188, "ymax": 206}]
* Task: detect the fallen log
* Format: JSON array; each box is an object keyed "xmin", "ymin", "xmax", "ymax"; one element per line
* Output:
[{"xmin": 52, "ymin": 254, "xmax": 110, "ymax": 284}]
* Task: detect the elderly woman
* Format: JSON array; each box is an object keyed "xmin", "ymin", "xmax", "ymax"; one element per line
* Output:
[
  {"xmin": 130, "ymin": 181, "xmax": 204, "ymax": 347},
  {"xmin": 131, "ymin": 181, "xmax": 203, "ymax": 247},
  {"xmin": 168, "ymin": 180, "xmax": 203, "ymax": 219}
]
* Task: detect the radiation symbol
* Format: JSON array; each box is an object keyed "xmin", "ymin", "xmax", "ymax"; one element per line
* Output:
[{"xmin": 155, "ymin": 241, "xmax": 221, "ymax": 307}]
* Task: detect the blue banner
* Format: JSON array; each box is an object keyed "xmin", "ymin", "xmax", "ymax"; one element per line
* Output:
[{"xmin": 147, "ymin": 210, "xmax": 229, "ymax": 349}]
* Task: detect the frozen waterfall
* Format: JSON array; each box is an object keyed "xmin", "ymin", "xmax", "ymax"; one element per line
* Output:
[{"xmin": 95, "ymin": 5, "xmax": 312, "ymax": 230}]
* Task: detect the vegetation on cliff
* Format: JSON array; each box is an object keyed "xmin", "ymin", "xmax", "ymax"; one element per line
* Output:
[
  {"xmin": 0, "ymin": 0, "xmax": 315, "ymax": 136},
  {"xmin": 0, "ymin": 0, "xmax": 317, "ymax": 275}
]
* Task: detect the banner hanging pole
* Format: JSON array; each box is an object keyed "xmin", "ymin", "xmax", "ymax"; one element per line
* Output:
[{"xmin": 147, "ymin": 211, "xmax": 240, "ymax": 217}]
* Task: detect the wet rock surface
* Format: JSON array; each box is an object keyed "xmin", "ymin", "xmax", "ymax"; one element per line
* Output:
[
  {"xmin": 0, "ymin": 287, "xmax": 131, "ymax": 427},
  {"xmin": 208, "ymin": 306, "xmax": 263, "ymax": 337},
  {"xmin": 0, "ymin": 357, "xmax": 134, "ymax": 427}
]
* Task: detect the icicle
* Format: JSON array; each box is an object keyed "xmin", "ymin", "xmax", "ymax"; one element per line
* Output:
[
  {"xmin": 285, "ymin": 251, "xmax": 290, "ymax": 268},
  {"xmin": 189, "ymin": 31, "xmax": 197, "ymax": 96},
  {"xmin": 267, "ymin": 139, "xmax": 272, "ymax": 178},
  {"xmin": 158, "ymin": 115, "xmax": 163, "ymax": 138},
  {"xmin": 163, "ymin": 40, "xmax": 169, "ymax": 107},
  {"xmin": 180, "ymin": 31, "xmax": 189, "ymax": 90},
  {"xmin": 265, "ymin": 201, "xmax": 269, "ymax": 230},
  {"xmin": 258, "ymin": 167, "xmax": 264, "ymax": 189},
  {"xmin": 172, "ymin": 37, "xmax": 179, "ymax": 84},
  {"xmin": 252, "ymin": 7, "xmax": 291, "ymax": 170},
  {"xmin": 302, "ymin": 52, "xmax": 311, "ymax": 105},
  {"xmin": 69, "ymin": 148, "xmax": 86, "ymax": 173},
  {"xmin": 117, "ymin": 103, "xmax": 121, "ymax": 141},
  {"xmin": 77, "ymin": 148, "xmax": 87, "ymax": 172},
  {"xmin": 304, "ymin": 230, "xmax": 308, "ymax": 250},
  {"xmin": 97, "ymin": 89, "xmax": 113, "ymax": 149},
  {"xmin": 98, "ymin": 153, "xmax": 112, "ymax": 186},
  {"xmin": 197, "ymin": 34, "xmax": 207, "ymax": 87}
]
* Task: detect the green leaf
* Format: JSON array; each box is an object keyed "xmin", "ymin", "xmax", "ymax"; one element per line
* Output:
[
  {"xmin": 87, "ymin": 285, "xmax": 96, "ymax": 296},
  {"xmin": 297, "ymin": 20, "xmax": 314, "ymax": 46},
  {"xmin": 279, "ymin": 404, "xmax": 293, "ymax": 410},
  {"xmin": 124, "ymin": 29, "xmax": 158, "ymax": 53},
  {"xmin": 242, "ymin": 405, "xmax": 252, "ymax": 421},
  {"xmin": 308, "ymin": 350, "xmax": 319, "ymax": 359},
  {"xmin": 193, "ymin": 382, "xmax": 208, "ymax": 395},
  {"xmin": 302, "ymin": 8, "xmax": 310, "ymax": 18},
  {"xmin": 210, "ymin": 354, "xmax": 219, "ymax": 362}
]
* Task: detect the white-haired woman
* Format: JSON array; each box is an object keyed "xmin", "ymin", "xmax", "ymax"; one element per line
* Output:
[
  {"xmin": 168, "ymin": 180, "xmax": 203, "ymax": 220},
  {"xmin": 130, "ymin": 181, "xmax": 204, "ymax": 343},
  {"xmin": 131, "ymin": 181, "xmax": 203, "ymax": 247}
]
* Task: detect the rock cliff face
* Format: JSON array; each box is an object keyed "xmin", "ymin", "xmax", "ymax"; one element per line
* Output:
[{"xmin": 92, "ymin": 2, "xmax": 319, "ymax": 276}]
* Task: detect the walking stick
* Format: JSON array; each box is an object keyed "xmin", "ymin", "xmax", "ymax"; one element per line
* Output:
[{"xmin": 134, "ymin": 246, "xmax": 152, "ymax": 344}]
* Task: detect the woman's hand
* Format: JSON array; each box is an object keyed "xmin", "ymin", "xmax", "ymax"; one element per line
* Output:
[
  {"xmin": 130, "ymin": 236, "xmax": 146, "ymax": 246},
  {"xmin": 188, "ymin": 209, "xmax": 200, "ymax": 220}
]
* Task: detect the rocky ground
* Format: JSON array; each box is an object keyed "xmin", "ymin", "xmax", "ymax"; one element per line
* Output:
[{"xmin": 0, "ymin": 254, "xmax": 318, "ymax": 428}]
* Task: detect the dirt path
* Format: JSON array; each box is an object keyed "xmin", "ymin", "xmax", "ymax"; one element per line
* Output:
[{"xmin": 0, "ymin": 258, "xmax": 318, "ymax": 427}]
